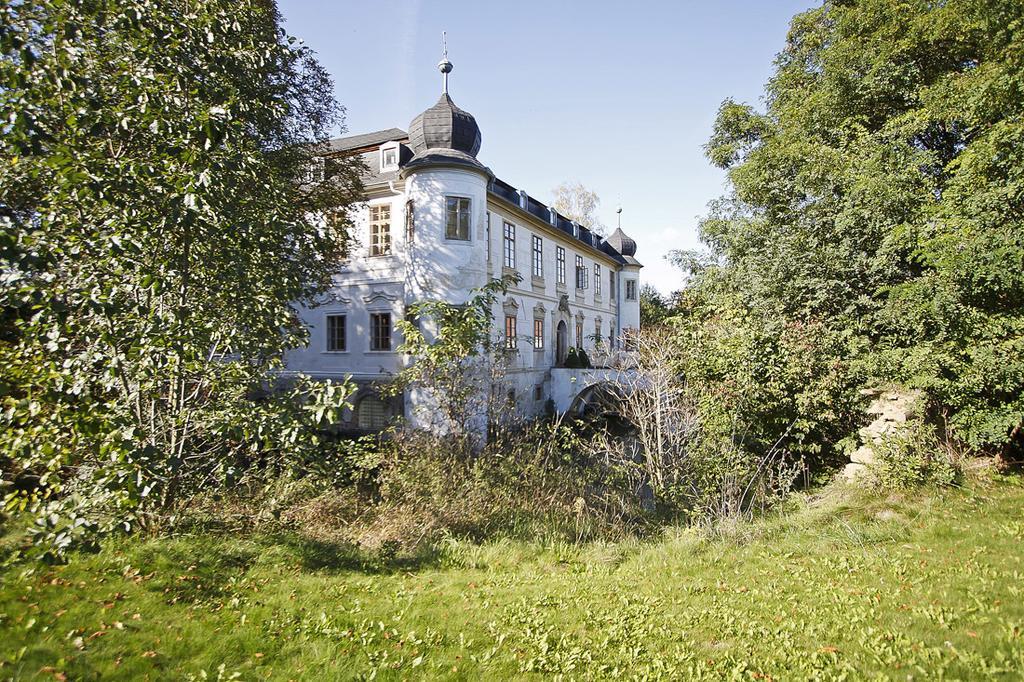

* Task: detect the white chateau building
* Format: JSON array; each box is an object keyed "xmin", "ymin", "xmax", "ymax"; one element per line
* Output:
[{"xmin": 283, "ymin": 56, "xmax": 642, "ymax": 432}]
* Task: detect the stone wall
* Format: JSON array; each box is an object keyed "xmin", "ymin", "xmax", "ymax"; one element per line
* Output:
[{"xmin": 842, "ymin": 388, "xmax": 924, "ymax": 482}]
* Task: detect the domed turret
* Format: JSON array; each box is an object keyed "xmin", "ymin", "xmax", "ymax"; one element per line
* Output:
[
  {"xmin": 401, "ymin": 46, "xmax": 490, "ymax": 178},
  {"xmin": 408, "ymin": 93, "xmax": 482, "ymax": 157},
  {"xmin": 606, "ymin": 227, "xmax": 637, "ymax": 258}
]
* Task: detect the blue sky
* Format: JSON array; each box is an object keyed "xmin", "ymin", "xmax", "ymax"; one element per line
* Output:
[{"xmin": 277, "ymin": 0, "xmax": 814, "ymax": 294}]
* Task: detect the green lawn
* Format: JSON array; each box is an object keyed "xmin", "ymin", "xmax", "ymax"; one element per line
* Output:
[{"xmin": 2, "ymin": 475, "xmax": 1023, "ymax": 680}]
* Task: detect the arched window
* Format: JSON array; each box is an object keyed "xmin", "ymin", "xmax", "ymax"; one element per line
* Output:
[{"xmin": 357, "ymin": 396, "xmax": 390, "ymax": 430}]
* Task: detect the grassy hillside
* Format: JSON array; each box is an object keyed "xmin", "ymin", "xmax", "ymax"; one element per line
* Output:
[{"xmin": 1, "ymin": 474, "xmax": 1022, "ymax": 680}]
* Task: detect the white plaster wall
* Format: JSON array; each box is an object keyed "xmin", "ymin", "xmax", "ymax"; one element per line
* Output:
[
  {"xmin": 281, "ymin": 165, "xmax": 642, "ymax": 432},
  {"xmin": 550, "ymin": 367, "xmax": 634, "ymax": 412},
  {"xmin": 405, "ymin": 168, "xmax": 490, "ymax": 305},
  {"xmin": 283, "ymin": 279, "xmax": 405, "ymax": 381},
  {"xmin": 617, "ymin": 265, "xmax": 642, "ymax": 336},
  {"xmin": 483, "ymin": 202, "xmax": 626, "ymax": 370}
]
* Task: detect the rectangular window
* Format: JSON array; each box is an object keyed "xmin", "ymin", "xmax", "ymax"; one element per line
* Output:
[
  {"xmin": 445, "ymin": 197, "xmax": 471, "ymax": 240},
  {"xmin": 326, "ymin": 314, "xmax": 346, "ymax": 352},
  {"xmin": 505, "ymin": 315, "xmax": 517, "ymax": 349},
  {"xmin": 369, "ymin": 204, "xmax": 391, "ymax": 256},
  {"xmin": 370, "ymin": 313, "xmax": 391, "ymax": 351},
  {"xmin": 576, "ymin": 321, "xmax": 584, "ymax": 348},
  {"xmin": 304, "ymin": 157, "xmax": 325, "ymax": 184},
  {"xmin": 625, "ymin": 279, "xmax": 637, "ymax": 301},
  {"xmin": 405, "ymin": 199, "xmax": 415, "ymax": 242},
  {"xmin": 533, "ymin": 318, "xmax": 544, "ymax": 349},
  {"xmin": 556, "ymin": 246, "xmax": 566, "ymax": 285},
  {"xmin": 610, "ymin": 271, "xmax": 616, "ymax": 298},
  {"xmin": 381, "ymin": 147, "xmax": 397, "ymax": 168},
  {"xmin": 594, "ymin": 263, "xmax": 602, "ymax": 296},
  {"xmin": 531, "ymin": 235, "xmax": 543, "ymax": 278},
  {"xmin": 503, "ymin": 221, "xmax": 516, "ymax": 269},
  {"xmin": 595, "ymin": 319, "xmax": 601, "ymax": 345},
  {"xmin": 575, "ymin": 255, "xmax": 588, "ymax": 289},
  {"xmin": 609, "ymin": 321, "xmax": 615, "ymax": 349}
]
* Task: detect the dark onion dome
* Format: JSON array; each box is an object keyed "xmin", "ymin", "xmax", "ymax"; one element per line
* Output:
[
  {"xmin": 408, "ymin": 93, "xmax": 482, "ymax": 158},
  {"xmin": 606, "ymin": 227, "xmax": 637, "ymax": 258}
]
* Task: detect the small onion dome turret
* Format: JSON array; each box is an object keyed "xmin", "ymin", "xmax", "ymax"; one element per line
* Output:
[
  {"xmin": 401, "ymin": 54, "xmax": 490, "ymax": 178},
  {"xmin": 606, "ymin": 227, "xmax": 637, "ymax": 258},
  {"xmin": 408, "ymin": 93, "xmax": 482, "ymax": 158}
]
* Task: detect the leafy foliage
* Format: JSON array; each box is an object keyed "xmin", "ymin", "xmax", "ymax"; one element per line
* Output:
[
  {"xmin": 872, "ymin": 419, "xmax": 961, "ymax": 490},
  {"xmin": 550, "ymin": 181, "xmax": 605, "ymax": 236},
  {"xmin": 2, "ymin": 476, "xmax": 1023, "ymax": 678},
  {"xmin": 0, "ymin": 0, "xmax": 361, "ymax": 553},
  {"xmin": 638, "ymin": 283, "xmax": 673, "ymax": 328},
  {"xmin": 675, "ymin": 0, "xmax": 1024, "ymax": 461},
  {"xmin": 389, "ymin": 274, "xmax": 519, "ymax": 435}
]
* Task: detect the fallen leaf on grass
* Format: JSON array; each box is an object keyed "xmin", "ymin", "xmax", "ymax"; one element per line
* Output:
[{"xmin": 141, "ymin": 650, "xmax": 158, "ymax": 658}]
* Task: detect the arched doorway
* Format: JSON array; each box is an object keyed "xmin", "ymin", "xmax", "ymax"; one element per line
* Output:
[{"xmin": 556, "ymin": 320, "xmax": 568, "ymax": 366}]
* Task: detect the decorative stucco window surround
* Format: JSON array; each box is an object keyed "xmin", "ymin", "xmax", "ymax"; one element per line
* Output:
[
  {"xmin": 502, "ymin": 297, "xmax": 520, "ymax": 350},
  {"xmin": 532, "ymin": 302, "xmax": 546, "ymax": 351},
  {"xmin": 364, "ymin": 289, "xmax": 399, "ymax": 353}
]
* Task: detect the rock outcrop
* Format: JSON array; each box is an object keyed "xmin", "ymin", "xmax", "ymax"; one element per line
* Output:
[{"xmin": 842, "ymin": 388, "xmax": 923, "ymax": 482}]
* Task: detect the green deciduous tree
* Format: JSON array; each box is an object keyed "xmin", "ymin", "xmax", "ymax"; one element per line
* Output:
[
  {"xmin": 639, "ymin": 284, "xmax": 673, "ymax": 328},
  {"xmin": 676, "ymin": 0, "xmax": 1024, "ymax": 461},
  {"xmin": 0, "ymin": 0, "xmax": 362, "ymax": 553},
  {"xmin": 388, "ymin": 275, "xmax": 519, "ymax": 437}
]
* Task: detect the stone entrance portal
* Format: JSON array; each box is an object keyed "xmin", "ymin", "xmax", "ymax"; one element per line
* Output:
[{"xmin": 555, "ymin": 320, "xmax": 568, "ymax": 366}]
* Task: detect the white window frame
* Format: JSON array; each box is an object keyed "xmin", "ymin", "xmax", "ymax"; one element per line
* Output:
[
  {"xmin": 503, "ymin": 221, "xmax": 516, "ymax": 269},
  {"xmin": 556, "ymin": 246, "xmax": 566, "ymax": 285},
  {"xmin": 533, "ymin": 318, "xmax": 544, "ymax": 350},
  {"xmin": 531, "ymin": 235, "xmax": 543, "ymax": 278},
  {"xmin": 594, "ymin": 263, "xmax": 602, "ymax": 296},
  {"xmin": 445, "ymin": 196, "xmax": 472, "ymax": 241},
  {"xmin": 369, "ymin": 312, "xmax": 392, "ymax": 352},
  {"xmin": 379, "ymin": 142, "xmax": 399, "ymax": 172},
  {"xmin": 325, "ymin": 313, "xmax": 347, "ymax": 353},
  {"xmin": 369, "ymin": 203, "xmax": 391, "ymax": 257}
]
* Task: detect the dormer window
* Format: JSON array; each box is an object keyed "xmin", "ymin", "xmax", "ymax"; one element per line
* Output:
[{"xmin": 380, "ymin": 142, "xmax": 399, "ymax": 172}]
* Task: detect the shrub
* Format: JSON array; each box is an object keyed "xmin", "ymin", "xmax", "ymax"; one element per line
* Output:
[{"xmin": 873, "ymin": 420, "xmax": 961, "ymax": 490}]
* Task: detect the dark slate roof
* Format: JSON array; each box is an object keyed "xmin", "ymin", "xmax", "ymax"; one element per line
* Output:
[
  {"xmin": 408, "ymin": 94, "xmax": 482, "ymax": 157},
  {"xmin": 485, "ymin": 176, "xmax": 639, "ymax": 267},
  {"xmin": 606, "ymin": 227, "xmax": 637, "ymax": 258},
  {"xmin": 402, "ymin": 148, "xmax": 491, "ymax": 177},
  {"xmin": 327, "ymin": 112, "xmax": 640, "ymax": 266},
  {"xmin": 357, "ymin": 149, "xmax": 400, "ymax": 186},
  {"xmin": 328, "ymin": 128, "xmax": 407, "ymax": 152}
]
